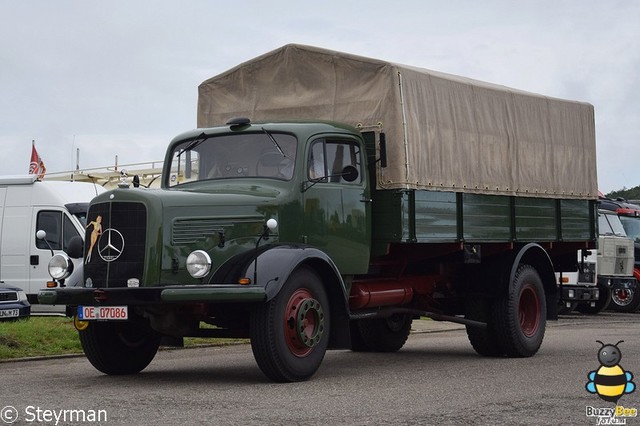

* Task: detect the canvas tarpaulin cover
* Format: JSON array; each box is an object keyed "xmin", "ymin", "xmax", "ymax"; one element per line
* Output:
[{"xmin": 198, "ymin": 44, "xmax": 597, "ymax": 199}]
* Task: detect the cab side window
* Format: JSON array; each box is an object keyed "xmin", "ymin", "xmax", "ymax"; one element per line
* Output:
[
  {"xmin": 35, "ymin": 211, "xmax": 81, "ymax": 251},
  {"xmin": 307, "ymin": 139, "xmax": 362, "ymax": 184}
]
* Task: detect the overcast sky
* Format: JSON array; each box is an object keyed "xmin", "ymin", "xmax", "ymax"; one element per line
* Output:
[{"xmin": 1, "ymin": 1, "xmax": 639, "ymax": 193}]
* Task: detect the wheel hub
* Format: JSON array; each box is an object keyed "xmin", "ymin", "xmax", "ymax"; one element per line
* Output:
[
  {"xmin": 296, "ymin": 298, "xmax": 324, "ymax": 347},
  {"xmin": 519, "ymin": 285, "xmax": 540, "ymax": 338},
  {"xmin": 613, "ymin": 288, "xmax": 632, "ymax": 306},
  {"xmin": 284, "ymin": 289, "xmax": 325, "ymax": 357}
]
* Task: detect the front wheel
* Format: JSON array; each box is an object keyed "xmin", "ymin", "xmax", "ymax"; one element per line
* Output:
[
  {"xmin": 250, "ymin": 266, "xmax": 329, "ymax": 382},
  {"xmin": 609, "ymin": 280, "xmax": 640, "ymax": 312},
  {"xmin": 78, "ymin": 317, "xmax": 161, "ymax": 375},
  {"xmin": 493, "ymin": 264, "xmax": 546, "ymax": 357}
]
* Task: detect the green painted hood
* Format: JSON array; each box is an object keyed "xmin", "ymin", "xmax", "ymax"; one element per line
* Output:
[{"xmin": 89, "ymin": 182, "xmax": 297, "ymax": 286}]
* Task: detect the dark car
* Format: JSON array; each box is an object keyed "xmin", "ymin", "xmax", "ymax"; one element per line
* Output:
[{"xmin": 0, "ymin": 285, "xmax": 31, "ymax": 320}]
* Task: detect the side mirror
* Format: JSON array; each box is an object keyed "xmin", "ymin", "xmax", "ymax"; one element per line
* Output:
[
  {"xmin": 341, "ymin": 165, "xmax": 359, "ymax": 183},
  {"xmin": 67, "ymin": 236, "xmax": 84, "ymax": 259},
  {"xmin": 36, "ymin": 230, "xmax": 54, "ymax": 256}
]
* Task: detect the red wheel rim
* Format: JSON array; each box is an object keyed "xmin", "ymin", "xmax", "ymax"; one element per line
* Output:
[
  {"xmin": 613, "ymin": 289, "xmax": 631, "ymax": 305},
  {"xmin": 519, "ymin": 283, "xmax": 540, "ymax": 337},
  {"xmin": 284, "ymin": 288, "xmax": 325, "ymax": 357}
]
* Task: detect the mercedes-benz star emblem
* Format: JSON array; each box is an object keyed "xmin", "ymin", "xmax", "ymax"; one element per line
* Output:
[{"xmin": 98, "ymin": 228, "xmax": 125, "ymax": 262}]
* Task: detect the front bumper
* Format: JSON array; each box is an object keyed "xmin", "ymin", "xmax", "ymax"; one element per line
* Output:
[
  {"xmin": 0, "ymin": 303, "xmax": 31, "ymax": 320},
  {"xmin": 560, "ymin": 285, "xmax": 599, "ymax": 303},
  {"xmin": 38, "ymin": 285, "xmax": 267, "ymax": 307}
]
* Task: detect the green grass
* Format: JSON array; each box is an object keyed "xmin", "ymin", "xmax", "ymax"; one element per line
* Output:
[
  {"xmin": 0, "ymin": 317, "xmax": 83, "ymax": 359},
  {"xmin": 0, "ymin": 316, "xmax": 248, "ymax": 361}
]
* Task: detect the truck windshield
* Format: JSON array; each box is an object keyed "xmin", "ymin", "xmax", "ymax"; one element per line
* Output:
[
  {"xmin": 619, "ymin": 216, "xmax": 640, "ymax": 243},
  {"xmin": 168, "ymin": 132, "xmax": 297, "ymax": 187},
  {"xmin": 599, "ymin": 212, "xmax": 627, "ymax": 236}
]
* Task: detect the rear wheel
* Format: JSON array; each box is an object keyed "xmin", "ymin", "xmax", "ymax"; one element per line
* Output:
[
  {"xmin": 79, "ymin": 317, "xmax": 161, "ymax": 375},
  {"xmin": 351, "ymin": 314, "xmax": 412, "ymax": 352},
  {"xmin": 609, "ymin": 280, "xmax": 640, "ymax": 312},
  {"xmin": 493, "ymin": 264, "xmax": 546, "ymax": 357},
  {"xmin": 250, "ymin": 266, "xmax": 329, "ymax": 382}
]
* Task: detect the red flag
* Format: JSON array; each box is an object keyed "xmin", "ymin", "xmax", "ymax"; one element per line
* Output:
[{"xmin": 28, "ymin": 140, "xmax": 46, "ymax": 180}]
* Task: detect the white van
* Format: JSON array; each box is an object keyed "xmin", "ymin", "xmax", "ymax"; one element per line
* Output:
[{"xmin": 0, "ymin": 175, "xmax": 105, "ymax": 313}]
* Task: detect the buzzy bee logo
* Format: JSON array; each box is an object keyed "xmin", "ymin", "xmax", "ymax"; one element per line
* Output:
[{"xmin": 585, "ymin": 340, "xmax": 637, "ymax": 424}]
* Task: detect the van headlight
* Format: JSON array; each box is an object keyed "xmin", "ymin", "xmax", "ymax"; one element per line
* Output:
[
  {"xmin": 186, "ymin": 250, "xmax": 211, "ymax": 278},
  {"xmin": 48, "ymin": 253, "xmax": 74, "ymax": 280}
]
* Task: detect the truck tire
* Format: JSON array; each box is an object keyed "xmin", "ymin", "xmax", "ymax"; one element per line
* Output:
[
  {"xmin": 493, "ymin": 264, "xmax": 546, "ymax": 357},
  {"xmin": 610, "ymin": 280, "xmax": 640, "ymax": 312},
  {"xmin": 78, "ymin": 318, "xmax": 161, "ymax": 375},
  {"xmin": 465, "ymin": 299, "xmax": 504, "ymax": 357},
  {"xmin": 350, "ymin": 314, "xmax": 412, "ymax": 352},
  {"xmin": 250, "ymin": 266, "xmax": 329, "ymax": 382}
]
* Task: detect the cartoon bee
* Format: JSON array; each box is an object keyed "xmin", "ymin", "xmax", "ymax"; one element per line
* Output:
[{"xmin": 586, "ymin": 340, "xmax": 635, "ymax": 403}]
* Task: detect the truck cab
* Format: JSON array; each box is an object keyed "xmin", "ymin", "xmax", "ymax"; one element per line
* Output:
[{"xmin": 164, "ymin": 120, "xmax": 371, "ymax": 277}]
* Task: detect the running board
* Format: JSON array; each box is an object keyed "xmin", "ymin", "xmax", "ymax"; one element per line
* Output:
[{"xmin": 350, "ymin": 307, "xmax": 487, "ymax": 329}]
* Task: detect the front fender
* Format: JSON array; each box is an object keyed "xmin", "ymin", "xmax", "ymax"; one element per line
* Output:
[
  {"xmin": 212, "ymin": 243, "xmax": 352, "ymax": 349},
  {"xmin": 212, "ymin": 243, "xmax": 346, "ymax": 301}
]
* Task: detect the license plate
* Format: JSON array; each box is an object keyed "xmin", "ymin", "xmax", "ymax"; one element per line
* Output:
[
  {"xmin": 78, "ymin": 306, "xmax": 128, "ymax": 320},
  {"xmin": 0, "ymin": 309, "xmax": 19, "ymax": 318}
]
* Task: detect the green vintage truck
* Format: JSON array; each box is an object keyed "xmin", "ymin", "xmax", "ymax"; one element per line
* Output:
[{"xmin": 39, "ymin": 45, "xmax": 598, "ymax": 382}]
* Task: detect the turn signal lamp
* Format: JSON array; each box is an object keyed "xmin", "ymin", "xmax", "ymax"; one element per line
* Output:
[
  {"xmin": 74, "ymin": 316, "xmax": 89, "ymax": 331},
  {"xmin": 46, "ymin": 281, "xmax": 58, "ymax": 288},
  {"xmin": 238, "ymin": 278, "xmax": 252, "ymax": 285}
]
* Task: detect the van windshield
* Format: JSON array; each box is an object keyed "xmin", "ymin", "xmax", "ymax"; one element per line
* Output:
[
  {"xmin": 167, "ymin": 132, "xmax": 297, "ymax": 187},
  {"xmin": 65, "ymin": 202, "xmax": 90, "ymax": 226}
]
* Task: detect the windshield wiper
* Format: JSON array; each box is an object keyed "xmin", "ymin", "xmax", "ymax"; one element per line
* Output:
[
  {"xmin": 176, "ymin": 132, "xmax": 207, "ymax": 158},
  {"xmin": 261, "ymin": 127, "xmax": 287, "ymax": 158}
]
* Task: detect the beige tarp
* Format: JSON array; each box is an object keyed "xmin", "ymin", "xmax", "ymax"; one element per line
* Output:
[{"xmin": 198, "ymin": 44, "xmax": 597, "ymax": 199}]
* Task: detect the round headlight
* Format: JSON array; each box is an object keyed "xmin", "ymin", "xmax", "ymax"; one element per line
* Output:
[
  {"xmin": 48, "ymin": 253, "xmax": 74, "ymax": 280},
  {"xmin": 186, "ymin": 250, "xmax": 211, "ymax": 279}
]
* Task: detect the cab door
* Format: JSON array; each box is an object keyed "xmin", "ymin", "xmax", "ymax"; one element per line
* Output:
[
  {"xmin": 31, "ymin": 210, "xmax": 84, "ymax": 294},
  {"xmin": 302, "ymin": 136, "xmax": 371, "ymax": 274}
]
